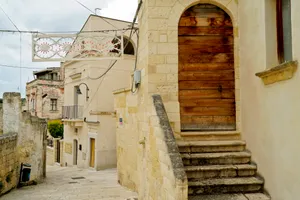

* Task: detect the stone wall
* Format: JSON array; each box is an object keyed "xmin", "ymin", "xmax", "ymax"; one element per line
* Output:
[
  {"xmin": 17, "ymin": 112, "xmax": 47, "ymax": 181},
  {"xmin": 113, "ymin": 0, "xmax": 239, "ymax": 199},
  {"xmin": 114, "ymin": 91, "xmax": 188, "ymax": 199},
  {"xmin": 114, "ymin": 89, "xmax": 139, "ymax": 191},
  {"xmin": 0, "ymin": 104, "xmax": 3, "ymax": 135},
  {"xmin": 0, "ymin": 134, "xmax": 18, "ymax": 195},
  {"xmin": 3, "ymin": 93, "xmax": 21, "ymax": 135},
  {"xmin": 0, "ymin": 92, "xmax": 47, "ymax": 196}
]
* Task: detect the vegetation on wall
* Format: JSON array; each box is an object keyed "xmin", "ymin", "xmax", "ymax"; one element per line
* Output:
[{"xmin": 48, "ymin": 120, "xmax": 63, "ymax": 138}]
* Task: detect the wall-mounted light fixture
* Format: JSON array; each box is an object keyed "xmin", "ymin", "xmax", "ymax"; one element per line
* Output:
[{"xmin": 77, "ymin": 83, "xmax": 89, "ymax": 101}]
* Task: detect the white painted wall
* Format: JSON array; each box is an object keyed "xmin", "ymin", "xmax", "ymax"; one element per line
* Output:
[
  {"xmin": 239, "ymin": 0, "xmax": 300, "ymax": 199},
  {"xmin": 63, "ymin": 15, "xmax": 136, "ymax": 170}
]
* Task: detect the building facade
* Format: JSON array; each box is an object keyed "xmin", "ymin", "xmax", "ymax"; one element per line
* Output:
[
  {"xmin": 114, "ymin": 0, "xmax": 299, "ymax": 200},
  {"xmin": 26, "ymin": 67, "xmax": 64, "ymax": 120},
  {"xmin": 62, "ymin": 15, "xmax": 137, "ymax": 170}
]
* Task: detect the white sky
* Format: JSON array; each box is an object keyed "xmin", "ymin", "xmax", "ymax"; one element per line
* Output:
[{"xmin": 0, "ymin": 0, "xmax": 137, "ymax": 97}]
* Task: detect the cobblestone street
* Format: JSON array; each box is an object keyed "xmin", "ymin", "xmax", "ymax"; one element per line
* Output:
[{"xmin": 1, "ymin": 165, "xmax": 137, "ymax": 200}]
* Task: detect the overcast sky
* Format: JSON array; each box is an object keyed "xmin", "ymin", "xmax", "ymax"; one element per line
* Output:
[{"xmin": 0, "ymin": 0, "xmax": 137, "ymax": 97}]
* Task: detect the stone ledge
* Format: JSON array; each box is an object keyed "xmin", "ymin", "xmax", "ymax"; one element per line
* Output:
[
  {"xmin": 113, "ymin": 88, "xmax": 131, "ymax": 95},
  {"xmin": 255, "ymin": 60, "xmax": 298, "ymax": 85},
  {"xmin": 152, "ymin": 94, "xmax": 187, "ymax": 182}
]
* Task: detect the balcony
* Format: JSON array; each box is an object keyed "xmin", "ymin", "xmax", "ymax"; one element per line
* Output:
[{"xmin": 62, "ymin": 105, "xmax": 84, "ymax": 127}]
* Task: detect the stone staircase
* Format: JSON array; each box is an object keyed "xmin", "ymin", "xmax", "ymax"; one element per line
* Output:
[{"xmin": 178, "ymin": 131, "xmax": 271, "ymax": 200}]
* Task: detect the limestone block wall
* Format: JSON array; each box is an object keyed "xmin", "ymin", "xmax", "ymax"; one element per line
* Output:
[
  {"xmin": 114, "ymin": 90, "xmax": 188, "ymax": 199},
  {"xmin": 113, "ymin": 0, "xmax": 239, "ymax": 199},
  {"xmin": 0, "ymin": 134, "xmax": 18, "ymax": 196},
  {"xmin": 146, "ymin": 95, "xmax": 187, "ymax": 200},
  {"xmin": 114, "ymin": 89, "xmax": 139, "ymax": 192}
]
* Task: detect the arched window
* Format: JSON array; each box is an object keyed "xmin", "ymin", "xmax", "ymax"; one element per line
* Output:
[
  {"xmin": 123, "ymin": 37, "xmax": 135, "ymax": 55},
  {"xmin": 110, "ymin": 36, "xmax": 135, "ymax": 55}
]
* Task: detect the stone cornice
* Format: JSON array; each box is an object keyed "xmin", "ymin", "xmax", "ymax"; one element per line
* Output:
[{"xmin": 255, "ymin": 60, "xmax": 298, "ymax": 85}]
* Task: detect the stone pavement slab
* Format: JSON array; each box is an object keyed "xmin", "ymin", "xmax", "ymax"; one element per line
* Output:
[{"xmin": 1, "ymin": 165, "xmax": 137, "ymax": 200}]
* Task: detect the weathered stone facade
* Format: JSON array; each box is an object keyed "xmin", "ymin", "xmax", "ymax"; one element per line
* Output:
[
  {"xmin": 26, "ymin": 67, "xmax": 64, "ymax": 120},
  {"xmin": 0, "ymin": 92, "xmax": 47, "ymax": 196},
  {"xmin": 0, "ymin": 134, "xmax": 18, "ymax": 195},
  {"xmin": 0, "ymin": 104, "xmax": 3, "ymax": 135}
]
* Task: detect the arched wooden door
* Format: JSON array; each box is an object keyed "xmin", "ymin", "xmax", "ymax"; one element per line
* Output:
[{"xmin": 178, "ymin": 4, "xmax": 236, "ymax": 131}]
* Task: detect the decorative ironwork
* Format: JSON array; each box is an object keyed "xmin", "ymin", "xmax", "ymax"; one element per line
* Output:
[{"xmin": 32, "ymin": 33, "xmax": 124, "ymax": 62}]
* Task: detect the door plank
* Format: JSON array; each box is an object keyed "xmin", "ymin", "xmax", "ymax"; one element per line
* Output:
[
  {"xmin": 179, "ymin": 81, "xmax": 235, "ymax": 90},
  {"xmin": 179, "ymin": 36, "xmax": 234, "ymax": 45},
  {"xmin": 179, "ymin": 63, "xmax": 234, "ymax": 71},
  {"xmin": 181, "ymin": 115, "xmax": 236, "ymax": 124},
  {"xmin": 179, "ymin": 26, "xmax": 233, "ymax": 36},
  {"xmin": 179, "ymin": 71, "xmax": 234, "ymax": 81},
  {"xmin": 179, "ymin": 53, "xmax": 234, "ymax": 63},
  {"xmin": 180, "ymin": 106, "xmax": 235, "ymax": 116},
  {"xmin": 180, "ymin": 99, "xmax": 235, "ymax": 107},
  {"xmin": 179, "ymin": 89, "xmax": 235, "ymax": 99},
  {"xmin": 179, "ymin": 44, "xmax": 233, "ymax": 54}
]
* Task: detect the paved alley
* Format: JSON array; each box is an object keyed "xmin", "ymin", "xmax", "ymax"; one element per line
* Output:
[{"xmin": 1, "ymin": 165, "xmax": 137, "ymax": 200}]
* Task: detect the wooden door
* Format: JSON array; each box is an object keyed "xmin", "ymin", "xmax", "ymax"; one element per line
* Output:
[
  {"xmin": 178, "ymin": 4, "xmax": 236, "ymax": 131},
  {"xmin": 90, "ymin": 138, "xmax": 95, "ymax": 168},
  {"xmin": 73, "ymin": 140, "xmax": 78, "ymax": 165},
  {"xmin": 56, "ymin": 140, "xmax": 60, "ymax": 163}
]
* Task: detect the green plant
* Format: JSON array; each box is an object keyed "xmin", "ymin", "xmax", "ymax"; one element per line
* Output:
[{"xmin": 48, "ymin": 120, "xmax": 64, "ymax": 138}]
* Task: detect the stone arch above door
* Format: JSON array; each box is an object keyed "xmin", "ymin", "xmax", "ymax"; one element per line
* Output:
[{"xmin": 145, "ymin": 0, "xmax": 240, "ymax": 134}]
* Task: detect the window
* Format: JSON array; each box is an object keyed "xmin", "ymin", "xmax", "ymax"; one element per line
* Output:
[
  {"xmin": 31, "ymin": 98, "xmax": 35, "ymax": 111},
  {"xmin": 276, "ymin": 0, "xmax": 292, "ymax": 63},
  {"xmin": 50, "ymin": 99, "xmax": 58, "ymax": 111},
  {"xmin": 110, "ymin": 36, "xmax": 135, "ymax": 55}
]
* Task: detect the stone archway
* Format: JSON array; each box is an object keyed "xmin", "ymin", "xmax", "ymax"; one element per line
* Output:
[{"xmin": 178, "ymin": 3, "xmax": 236, "ymax": 132}]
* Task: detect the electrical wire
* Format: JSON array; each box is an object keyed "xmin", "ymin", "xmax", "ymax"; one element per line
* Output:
[
  {"xmin": 0, "ymin": 28, "xmax": 134, "ymax": 34},
  {"xmin": 73, "ymin": 0, "xmax": 95, "ymax": 14},
  {"xmin": 72, "ymin": 0, "xmax": 118, "ymax": 29},
  {"xmin": 0, "ymin": 3, "xmax": 20, "ymax": 32},
  {"xmin": 19, "ymin": 34, "xmax": 22, "ymax": 92},
  {"xmin": 0, "ymin": 63, "xmax": 48, "ymax": 70},
  {"xmin": 87, "ymin": 1, "xmax": 142, "ymax": 81},
  {"xmin": 131, "ymin": 30, "xmax": 139, "ymax": 93}
]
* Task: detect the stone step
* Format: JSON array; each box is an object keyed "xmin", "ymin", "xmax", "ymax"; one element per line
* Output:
[
  {"xmin": 188, "ymin": 177, "xmax": 264, "ymax": 195},
  {"xmin": 181, "ymin": 131, "xmax": 241, "ymax": 141},
  {"xmin": 177, "ymin": 140, "xmax": 246, "ymax": 153},
  {"xmin": 185, "ymin": 164, "xmax": 257, "ymax": 179},
  {"xmin": 181, "ymin": 151, "xmax": 251, "ymax": 166},
  {"xmin": 189, "ymin": 193, "xmax": 271, "ymax": 200}
]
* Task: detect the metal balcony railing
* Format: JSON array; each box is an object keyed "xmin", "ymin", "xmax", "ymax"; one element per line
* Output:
[{"xmin": 62, "ymin": 105, "xmax": 83, "ymax": 119}]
